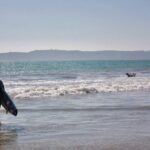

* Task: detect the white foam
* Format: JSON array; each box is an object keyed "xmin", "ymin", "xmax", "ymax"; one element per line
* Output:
[{"xmin": 5, "ymin": 77, "xmax": 150, "ymax": 99}]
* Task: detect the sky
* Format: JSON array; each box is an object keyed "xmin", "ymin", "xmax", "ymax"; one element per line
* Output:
[{"xmin": 0, "ymin": 0, "xmax": 150, "ymax": 53}]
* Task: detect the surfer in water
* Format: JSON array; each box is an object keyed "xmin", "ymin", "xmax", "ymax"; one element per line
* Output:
[
  {"xmin": 0, "ymin": 80, "xmax": 18, "ymax": 116},
  {"xmin": 126, "ymin": 73, "xmax": 136, "ymax": 77}
]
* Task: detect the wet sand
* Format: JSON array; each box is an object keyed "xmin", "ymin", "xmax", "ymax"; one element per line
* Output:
[{"xmin": 1, "ymin": 133, "xmax": 150, "ymax": 150}]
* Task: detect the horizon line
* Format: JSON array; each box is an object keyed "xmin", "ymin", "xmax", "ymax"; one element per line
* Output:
[{"xmin": 0, "ymin": 49, "xmax": 150, "ymax": 54}]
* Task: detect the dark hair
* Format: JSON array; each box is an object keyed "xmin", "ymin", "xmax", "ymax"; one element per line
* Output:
[{"xmin": 0, "ymin": 80, "xmax": 4, "ymax": 90}]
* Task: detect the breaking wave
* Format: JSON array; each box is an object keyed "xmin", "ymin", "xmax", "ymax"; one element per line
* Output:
[{"xmin": 4, "ymin": 77, "xmax": 150, "ymax": 99}]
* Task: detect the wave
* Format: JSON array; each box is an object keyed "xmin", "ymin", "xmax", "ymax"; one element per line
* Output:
[
  {"xmin": 16, "ymin": 105, "xmax": 150, "ymax": 112},
  {"xmin": 5, "ymin": 77, "xmax": 150, "ymax": 99}
]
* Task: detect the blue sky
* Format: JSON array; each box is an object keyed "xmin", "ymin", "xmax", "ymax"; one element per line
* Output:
[{"xmin": 0, "ymin": 0, "xmax": 150, "ymax": 52}]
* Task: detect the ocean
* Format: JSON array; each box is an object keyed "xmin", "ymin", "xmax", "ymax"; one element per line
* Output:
[{"xmin": 0, "ymin": 60, "xmax": 150, "ymax": 150}]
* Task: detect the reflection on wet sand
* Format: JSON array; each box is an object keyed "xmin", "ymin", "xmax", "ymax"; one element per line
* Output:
[{"xmin": 0, "ymin": 124, "xmax": 18, "ymax": 150}]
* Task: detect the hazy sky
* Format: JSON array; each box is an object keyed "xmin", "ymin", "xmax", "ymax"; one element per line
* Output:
[{"xmin": 0, "ymin": 0, "xmax": 150, "ymax": 52}]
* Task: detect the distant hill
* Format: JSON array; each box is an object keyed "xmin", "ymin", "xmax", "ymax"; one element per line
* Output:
[{"xmin": 0, "ymin": 50, "xmax": 150, "ymax": 61}]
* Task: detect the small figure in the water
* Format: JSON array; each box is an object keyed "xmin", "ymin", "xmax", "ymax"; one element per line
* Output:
[
  {"xmin": 0, "ymin": 80, "xmax": 17, "ymax": 116},
  {"xmin": 126, "ymin": 73, "xmax": 136, "ymax": 77}
]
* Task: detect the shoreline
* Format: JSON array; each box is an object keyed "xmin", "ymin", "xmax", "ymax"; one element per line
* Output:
[{"xmin": 1, "ymin": 134, "xmax": 150, "ymax": 150}]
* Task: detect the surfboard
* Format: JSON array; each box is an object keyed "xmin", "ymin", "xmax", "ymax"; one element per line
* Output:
[{"xmin": 0, "ymin": 88, "xmax": 18, "ymax": 116}]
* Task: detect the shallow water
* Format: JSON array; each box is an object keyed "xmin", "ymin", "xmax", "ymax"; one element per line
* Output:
[{"xmin": 0, "ymin": 91, "xmax": 150, "ymax": 149}]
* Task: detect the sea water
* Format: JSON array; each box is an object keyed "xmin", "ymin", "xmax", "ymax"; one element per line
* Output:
[
  {"xmin": 0, "ymin": 60, "xmax": 150, "ymax": 98},
  {"xmin": 0, "ymin": 60, "xmax": 150, "ymax": 149}
]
